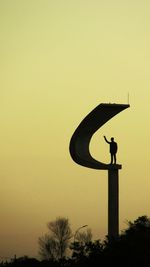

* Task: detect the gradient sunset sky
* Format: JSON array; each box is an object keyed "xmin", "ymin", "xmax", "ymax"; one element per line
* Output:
[{"xmin": 1, "ymin": 0, "xmax": 150, "ymax": 259}]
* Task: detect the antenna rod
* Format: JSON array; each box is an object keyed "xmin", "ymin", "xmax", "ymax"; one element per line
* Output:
[{"xmin": 127, "ymin": 93, "xmax": 129, "ymax": 105}]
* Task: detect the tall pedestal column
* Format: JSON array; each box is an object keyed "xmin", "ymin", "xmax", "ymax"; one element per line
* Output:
[{"xmin": 108, "ymin": 168, "xmax": 119, "ymax": 239}]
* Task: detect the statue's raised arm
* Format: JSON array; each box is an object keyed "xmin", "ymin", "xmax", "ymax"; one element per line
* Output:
[{"xmin": 104, "ymin": 136, "xmax": 110, "ymax": 144}]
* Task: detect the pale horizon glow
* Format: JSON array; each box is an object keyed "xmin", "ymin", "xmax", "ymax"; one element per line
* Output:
[{"xmin": 0, "ymin": 0, "xmax": 150, "ymax": 259}]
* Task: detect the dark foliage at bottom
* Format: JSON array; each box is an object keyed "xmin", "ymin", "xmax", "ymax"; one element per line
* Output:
[{"xmin": 1, "ymin": 216, "xmax": 150, "ymax": 267}]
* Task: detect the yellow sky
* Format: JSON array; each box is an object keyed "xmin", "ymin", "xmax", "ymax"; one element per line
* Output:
[{"xmin": 0, "ymin": 0, "xmax": 150, "ymax": 259}]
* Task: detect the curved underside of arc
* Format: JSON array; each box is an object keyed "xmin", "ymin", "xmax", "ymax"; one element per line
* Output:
[{"xmin": 69, "ymin": 103, "xmax": 129, "ymax": 170}]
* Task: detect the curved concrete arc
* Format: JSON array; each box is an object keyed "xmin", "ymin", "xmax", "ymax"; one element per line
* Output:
[{"xmin": 69, "ymin": 103, "xmax": 129, "ymax": 170}]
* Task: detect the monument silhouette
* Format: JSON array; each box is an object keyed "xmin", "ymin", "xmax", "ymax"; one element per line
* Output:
[{"xmin": 69, "ymin": 103, "xmax": 130, "ymax": 239}]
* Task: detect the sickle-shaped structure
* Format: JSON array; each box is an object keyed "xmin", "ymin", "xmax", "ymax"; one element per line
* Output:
[{"xmin": 69, "ymin": 103, "xmax": 129, "ymax": 170}]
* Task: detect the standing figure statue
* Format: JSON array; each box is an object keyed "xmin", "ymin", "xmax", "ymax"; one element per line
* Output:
[{"xmin": 104, "ymin": 136, "xmax": 118, "ymax": 164}]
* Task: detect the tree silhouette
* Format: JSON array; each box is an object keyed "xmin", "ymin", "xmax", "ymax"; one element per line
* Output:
[
  {"xmin": 39, "ymin": 234, "xmax": 59, "ymax": 260},
  {"xmin": 70, "ymin": 239, "xmax": 104, "ymax": 267},
  {"xmin": 103, "ymin": 215, "xmax": 150, "ymax": 266},
  {"xmin": 39, "ymin": 217, "xmax": 72, "ymax": 261},
  {"xmin": 75, "ymin": 228, "xmax": 92, "ymax": 245}
]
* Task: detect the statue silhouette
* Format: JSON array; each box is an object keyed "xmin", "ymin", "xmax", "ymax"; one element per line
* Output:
[{"xmin": 104, "ymin": 136, "xmax": 118, "ymax": 164}]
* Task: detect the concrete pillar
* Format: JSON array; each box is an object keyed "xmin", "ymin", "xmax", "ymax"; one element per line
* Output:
[{"xmin": 108, "ymin": 168, "xmax": 119, "ymax": 239}]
